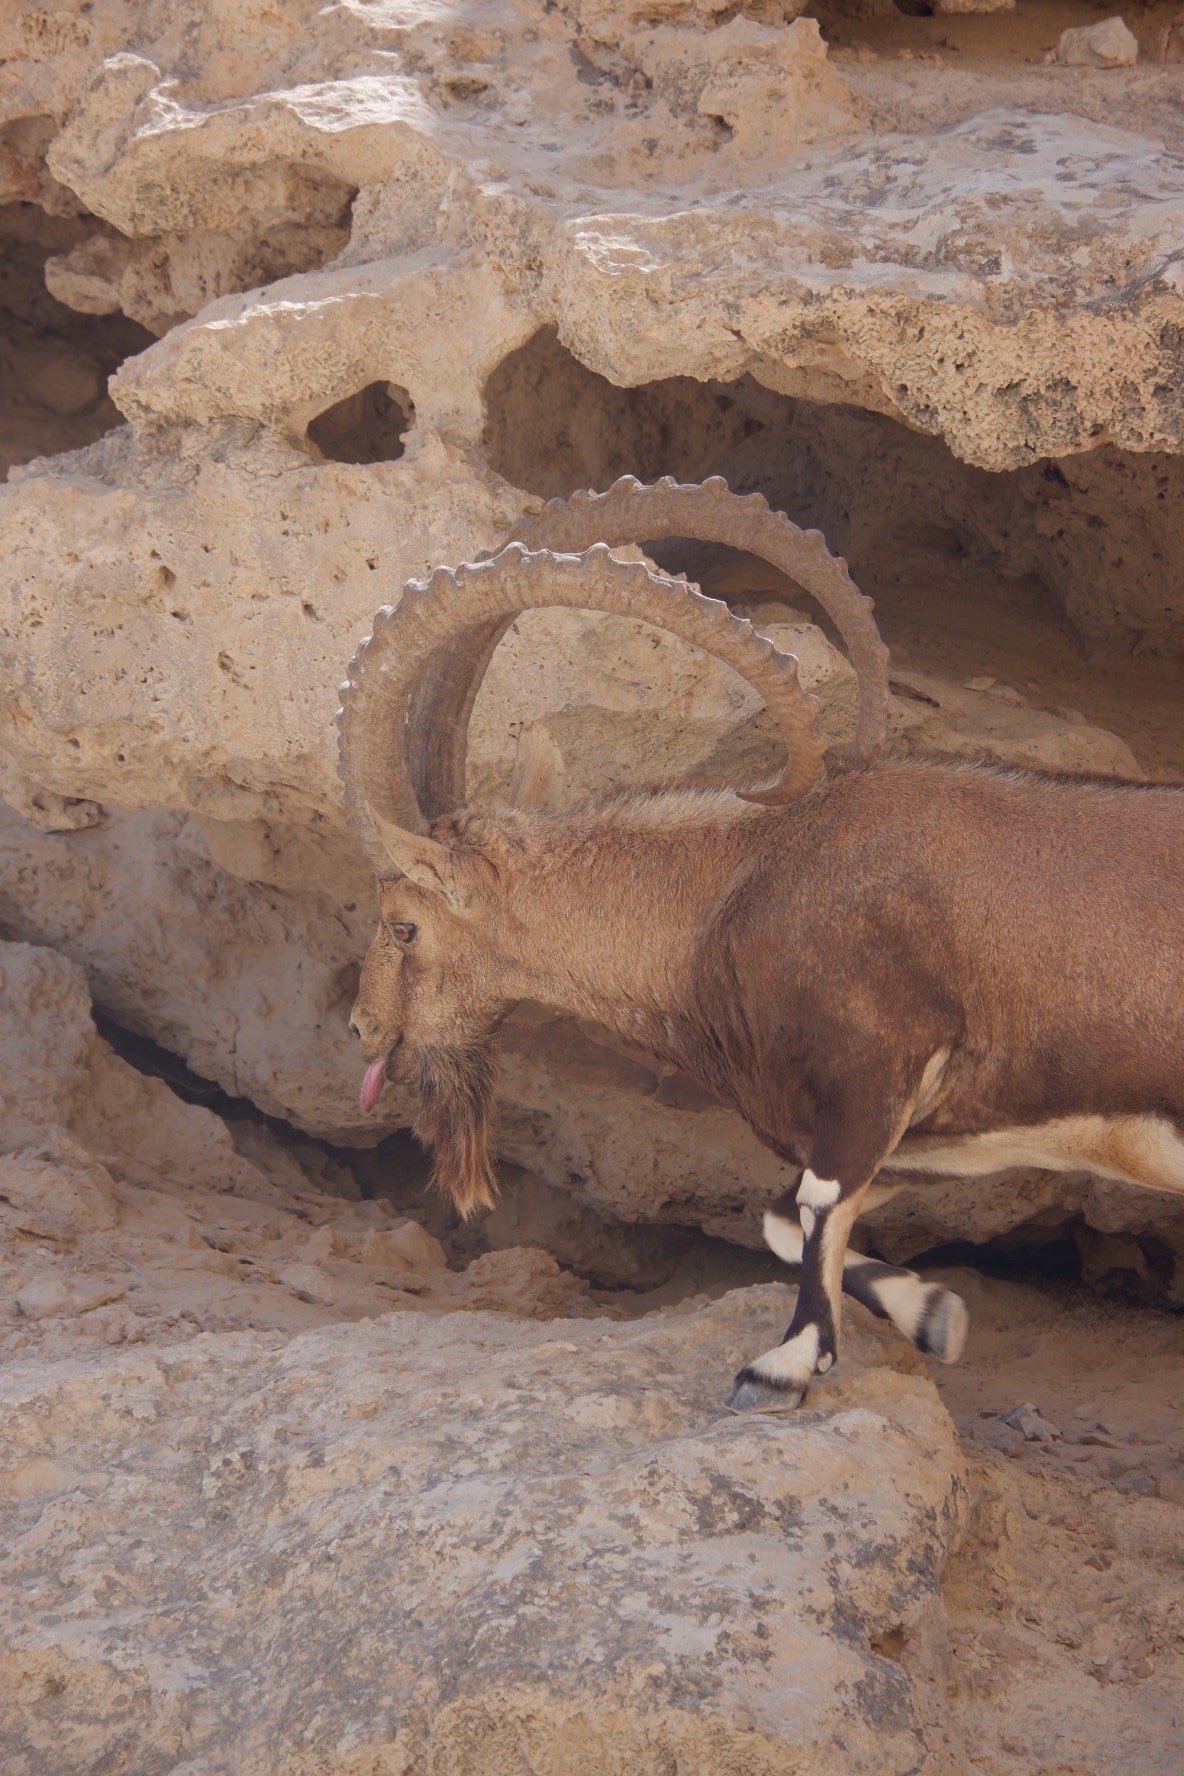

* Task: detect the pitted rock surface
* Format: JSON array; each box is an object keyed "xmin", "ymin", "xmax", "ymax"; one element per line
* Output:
[{"xmin": 0, "ymin": 1287, "xmax": 967, "ymax": 1776}]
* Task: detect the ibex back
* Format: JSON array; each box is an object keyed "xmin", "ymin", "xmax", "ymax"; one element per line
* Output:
[{"xmin": 338, "ymin": 478, "xmax": 1184, "ymax": 1411}]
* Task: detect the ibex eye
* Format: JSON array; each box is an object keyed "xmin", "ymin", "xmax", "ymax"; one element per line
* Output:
[{"xmin": 390, "ymin": 921, "xmax": 418, "ymax": 944}]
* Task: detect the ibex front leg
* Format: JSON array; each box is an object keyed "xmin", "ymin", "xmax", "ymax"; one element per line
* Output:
[
  {"xmin": 760, "ymin": 1186, "xmax": 969, "ymax": 1368},
  {"xmin": 726, "ymin": 1080, "xmax": 915, "ymax": 1411}
]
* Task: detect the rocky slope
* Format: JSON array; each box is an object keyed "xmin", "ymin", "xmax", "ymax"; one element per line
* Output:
[
  {"xmin": 1, "ymin": 1290, "xmax": 970, "ymax": 1776},
  {"xmin": 2, "ymin": 934, "xmax": 1182, "ymax": 1774},
  {"xmin": 1, "ymin": 7, "xmax": 1183, "ymax": 1767}
]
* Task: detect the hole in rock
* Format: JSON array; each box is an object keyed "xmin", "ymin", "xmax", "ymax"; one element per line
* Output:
[
  {"xmin": 0, "ymin": 202, "xmax": 154, "ymax": 478},
  {"xmin": 869, "ymin": 1626, "xmax": 909, "ymax": 1662},
  {"xmin": 482, "ymin": 329, "xmax": 1184, "ymax": 776},
  {"xmin": 306, "ymin": 381, "xmax": 416, "ymax": 464}
]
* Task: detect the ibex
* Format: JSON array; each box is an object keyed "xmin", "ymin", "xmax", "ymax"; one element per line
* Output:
[{"xmin": 339, "ymin": 478, "xmax": 1184, "ymax": 1411}]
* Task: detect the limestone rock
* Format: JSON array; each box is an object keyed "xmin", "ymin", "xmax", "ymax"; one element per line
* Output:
[
  {"xmin": 0, "ymin": 1286, "xmax": 969, "ymax": 1773},
  {"xmin": 0, "ymin": 937, "xmax": 317, "ymax": 1205},
  {"xmin": 0, "ymin": 943, "xmax": 95, "ymax": 1144},
  {"xmin": 361, "ymin": 1219, "xmax": 447, "ymax": 1273},
  {"xmin": 1054, "ymin": 20, "xmax": 1139, "ymax": 67},
  {"xmin": 0, "ymin": 1145, "xmax": 119, "ymax": 1240},
  {"xmin": 0, "ymin": 805, "xmax": 392, "ymax": 1140},
  {"xmin": 14, "ymin": 1272, "xmax": 125, "ymax": 1320},
  {"xmin": 0, "ymin": 928, "xmax": 591, "ymax": 1360},
  {"xmin": 634, "ymin": 17, "xmax": 858, "ymax": 159}
]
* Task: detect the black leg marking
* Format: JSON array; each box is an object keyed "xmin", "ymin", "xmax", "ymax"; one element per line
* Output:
[
  {"xmin": 764, "ymin": 1182, "xmax": 971, "ymax": 1364},
  {"xmin": 732, "ymin": 1061, "xmax": 973, "ymax": 1412}
]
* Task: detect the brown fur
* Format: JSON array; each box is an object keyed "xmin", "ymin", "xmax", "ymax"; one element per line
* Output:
[
  {"xmin": 352, "ymin": 758, "xmax": 1184, "ymax": 1224},
  {"xmin": 413, "ymin": 1042, "xmax": 500, "ymax": 1218}
]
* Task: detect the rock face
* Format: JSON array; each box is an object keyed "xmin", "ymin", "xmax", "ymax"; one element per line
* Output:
[
  {"xmin": 1054, "ymin": 19, "xmax": 1140, "ymax": 67},
  {"xmin": 0, "ymin": 933, "xmax": 596, "ymax": 1360},
  {"xmin": 0, "ymin": 1286, "xmax": 968, "ymax": 1776},
  {"xmin": 2, "ymin": 9, "xmax": 1183, "ymax": 1767},
  {"xmin": 0, "ymin": 937, "xmax": 972, "ymax": 1770},
  {"xmin": 0, "ymin": 5, "xmax": 1182, "ymax": 1266}
]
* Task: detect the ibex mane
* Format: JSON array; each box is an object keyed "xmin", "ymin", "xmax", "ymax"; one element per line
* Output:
[{"xmin": 339, "ymin": 477, "xmax": 1184, "ymax": 1410}]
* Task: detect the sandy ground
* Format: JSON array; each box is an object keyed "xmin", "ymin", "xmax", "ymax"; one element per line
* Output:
[{"xmin": 932, "ymin": 1268, "xmax": 1184, "ymax": 1775}]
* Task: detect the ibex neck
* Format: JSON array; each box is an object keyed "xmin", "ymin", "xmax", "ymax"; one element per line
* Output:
[{"xmin": 501, "ymin": 792, "xmax": 762, "ymax": 1039}]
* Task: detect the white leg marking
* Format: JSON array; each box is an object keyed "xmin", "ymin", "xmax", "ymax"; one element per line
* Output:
[
  {"xmin": 866, "ymin": 1273, "xmax": 931, "ymax": 1343},
  {"xmin": 911, "ymin": 1046, "xmax": 951, "ymax": 1122},
  {"xmin": 816, "ymin": 1351, "xmax": 834, "ymax": 1373},
  {"xmin": 799, "ymin": 1203, "xmax": 816, "ymax": 1240},
  {"xmin": 798, "ymin": 1170, "xmax": 841, "ymax": 1211},
  {"xmin": 762, "ymin": 1210, "xmax": 804, "ymax": 1265},
  {"xmin": 748, "ymin": 1325, "xmax": 821, "ymax": 1388},
  {"xmin": 869, "ymin": 1274, "xmax": 970, "ymax": 1364}
]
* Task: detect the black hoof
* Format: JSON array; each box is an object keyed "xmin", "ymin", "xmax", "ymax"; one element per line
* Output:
[{"xmin": 723, "ymin": 1372, "xmax": 808, "ymax": 1413}]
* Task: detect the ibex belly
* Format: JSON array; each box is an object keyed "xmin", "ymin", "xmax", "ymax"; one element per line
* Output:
[{"xmin": 887, "ymin": 1114, "xmax": 1184, "ymax": 1196}]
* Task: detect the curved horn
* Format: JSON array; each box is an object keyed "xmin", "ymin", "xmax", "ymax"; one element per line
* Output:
[
  {"xmin": 337, "ymin": 544, "xmax": 827, "ymax": 874},
  {"xmin": 510, "ymin": 475, "xmax": 890, "ymax": 764}
]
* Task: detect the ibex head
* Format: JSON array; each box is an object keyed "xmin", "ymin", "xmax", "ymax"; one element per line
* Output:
[
  {"xmin": 347, "ymin": 783, "xmax": 559, "ymax": 1218},
  {"xmin": 337, "ymin": 476, "xmax": 890, "ymax": 1213}
]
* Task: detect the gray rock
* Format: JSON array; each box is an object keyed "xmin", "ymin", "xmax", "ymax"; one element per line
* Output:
[{"xmin": 0, "ymin": 1287, "xmax": 968, "ymax": 1774}]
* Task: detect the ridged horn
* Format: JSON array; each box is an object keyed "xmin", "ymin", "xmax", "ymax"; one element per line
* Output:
[
  {"xmin": 510, "ymin": 475, "xmax": 891, "ymax": 765},
  {"xmin": 337, "ymin": 543, "xmax": 827, "ymax": 874}
]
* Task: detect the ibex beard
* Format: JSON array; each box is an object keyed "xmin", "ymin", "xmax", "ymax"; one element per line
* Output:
[{"xmin": 413, "ymin": 1040, "xmax": 500, "ymax": 1218}]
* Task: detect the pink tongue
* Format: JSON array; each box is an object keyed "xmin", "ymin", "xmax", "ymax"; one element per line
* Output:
[{"xmin": 359, "ymin": 1055, "xmax": 388, "ymax": 1114}]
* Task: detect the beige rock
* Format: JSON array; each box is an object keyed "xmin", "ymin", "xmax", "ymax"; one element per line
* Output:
[
  {"xmin": 885, "ymin": 668, "xmax": 1138, "ymax": 776},
  {"xmin": 0, "ymin": 944, "xmax": 95, "ymax": 1143},
  {"xmin": 446, "ymin": 1244, "xmax": 586, "ymax": 1319},
  {"xmin": 1054, "ymin": 20, "xmax": 1139, "ymax": 67},
  {"xmin": 0, "ymin": 937, "xmax": 304, "ymax": 1201},
  {"xmin": 15, "ymin": 1274, "xmax": 126, "ymax": 1319},
  {"xmin": 44, "ymin": 214, "xmax": 351, "ymax": 336},
  {"xmin": 361, "ymin": 1219, "xmax": 447, "ymax": 1273},
  {"xmin": 0, "ymin": 1143, "xmax": 119, "ymax": 1239},
  {"xmin": 0, "ymin": 1286, "xmax": 968, "ymax": 1773},
  {"xmin": 276, "ymin": 1259, "xmax": 341, "ymax": 1306},
  {"xmin": 0, "ymin": 205, "xmax": 151, "ymax": 480},
  {"xmin": 1, "ymin": 380, "xmax": 1174, "ymax": 852},
  {"xmin": 635, "ymin": 17, "xmax": 858, "ymax": 158},
  {"xmin": 0, "ymin": 806, "xmax": 392, "ymax": 1140},
  {"xmin": 0, "ymin": 929, "xmax": 597, "ymax": 1354}
]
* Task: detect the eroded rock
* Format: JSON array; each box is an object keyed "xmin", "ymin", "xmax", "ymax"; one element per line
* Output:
[
  {"xmin": 0, "ymin": 931, "xmax": 600, "ymax": 1360},
  {"xmin": 1054, "ymin": 19, "xmax": 1139, "ymax": 67},
  {"xmin": 0, "ymin": 1286, "xmax": 968, "ymax": 1774},
  {"xmin": 0, "ymin": 0, "xmax": 1181, "ymax": 1316}
]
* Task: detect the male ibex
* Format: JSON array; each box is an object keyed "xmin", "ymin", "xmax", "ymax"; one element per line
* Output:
[{"xmin": 339, "ymin": 477, "xmax": 1184, "ymax": 1410}]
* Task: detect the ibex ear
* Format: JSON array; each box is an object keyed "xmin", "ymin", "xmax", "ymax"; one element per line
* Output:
[
  {"xmin": 367, "ymin": 806, "xmax": 466, "ymax": 904},
  {"xmin": 509, "ymin": 721, "xmax": 565, "ymax": 811}
]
